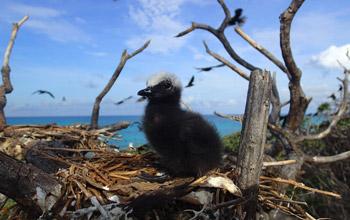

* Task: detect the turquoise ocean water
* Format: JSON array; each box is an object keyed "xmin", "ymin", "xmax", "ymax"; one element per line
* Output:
[{"xmin": 7, "ymin": 115, "xmax": 241, "ymax": 148}]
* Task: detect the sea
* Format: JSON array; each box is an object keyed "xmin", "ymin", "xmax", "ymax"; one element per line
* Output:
[{"xmin": 7, "ymin": 115, "xmax": 242, "ymax": 148}]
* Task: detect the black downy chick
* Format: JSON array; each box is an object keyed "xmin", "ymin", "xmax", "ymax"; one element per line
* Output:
[{"xmin": 138, "ymin": 73, "xmax": 223, "ymax": 177}]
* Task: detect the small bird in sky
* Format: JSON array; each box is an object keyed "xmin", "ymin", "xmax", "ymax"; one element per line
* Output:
[
  {"xmin": 338, "ymin": 85, "xmax": 343, "ymax": 92},
  {"xmin": 114, "ymin": 96, "xmax": 133, "ymax": 105},
  {"xmin": 328, "ymin": 93, "xmax": 336, "ymax": 100},
  {"xmin": 185, "ymin": 75, "xmax": 195, "ymax": 88},
  {"xmin": 228, "ymin": 8, "xmax": 246, "ymax": 26},
  {"xmin": 32, "ymin": 90, "xmax": 55, "ymax": 99},
  {"xmin": 195, "ymin": 63, "xmax": 225, "ymax": 72}
]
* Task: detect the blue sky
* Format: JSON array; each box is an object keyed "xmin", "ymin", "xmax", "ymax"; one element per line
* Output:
[{"xmin": 0, "ymin": 0, "xmax": 349, "ymax": 116}]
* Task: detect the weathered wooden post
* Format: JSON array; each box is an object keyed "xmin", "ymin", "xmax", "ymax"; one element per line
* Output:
[{"xmin": 237, "ymin": 69, "xmax": 272, "ymax": 219}]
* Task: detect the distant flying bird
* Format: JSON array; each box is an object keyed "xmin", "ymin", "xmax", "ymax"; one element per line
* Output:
[
  {"xmin": 338, "ymin": 85, "xmax": 343, "ymax": 92},
  {"xmin": 185, "ymin": 75, "xmax": 195, "ymax": 88},
  {"xmin": 32, "ymin": 90, "xmax": 55, "ymax": 99},
  {"xmin": 62, "ymin": 96, "xmax": 66, "ymax": 102},
  {"xmin": 195, "ymin": 63, "xmax": 225, "ymax": 72},
  {"xmin": 228, "ymin": 8, "xmax": 246, "ymax": 26},
  {"xmin": 328, "ymin": 93, "xmax": 336, "ymax": 100},
  {"xmin": 114, "ymin": 96, "xmax": 133, "ymax": 105}
]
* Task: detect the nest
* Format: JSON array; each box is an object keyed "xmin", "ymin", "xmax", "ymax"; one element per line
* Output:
[{"xmin": 0, "ymin": 124, "xmax": 341, "ymax": 219}]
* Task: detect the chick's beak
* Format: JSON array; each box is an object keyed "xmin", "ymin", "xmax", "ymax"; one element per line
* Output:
[{"xmin": 137, "ymin": 87, "xmax": 152, "ymax": 97}]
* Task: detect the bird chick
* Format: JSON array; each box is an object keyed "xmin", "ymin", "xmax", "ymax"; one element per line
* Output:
[{"xmin": 138, "ymin": 72, "xmax": 223, "ymax": 177}]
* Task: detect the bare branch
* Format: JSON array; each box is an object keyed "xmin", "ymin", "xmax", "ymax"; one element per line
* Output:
[
  {"xmin": 280, "ymin": 0, "xmax": 310, "ymax": 131},
  {"xmin": 175, "ymin": 2, "xmax": 259, "ymax": 71},
  {"xmin": 90, "ymin": 40, "xmax": 150, "ymax": 129},
  {"xmin": 203, "ymin": 41, "xmax": 250, "ymax": 80},
  {"xmin": 235, "ymin": 26, "xmax": 291, "ymax": 79},
  {"xmin": 214, "ymin": 111, "xmax": 243, "ymax": 123},
  {"xmin": 0, "ymin": 15, "xmax": 29, "ymax": 129},
  {"xmin": 217, "ymin": 0, "xmax": 231, "ymax": 31},
  {"xmin": 263, "ymin": 160, "xmax": 296, "ymax": 167},
  {"xmin": 260, "ymin": 176, "xmax": 341, "ymax": 199},
  {"xmin": 305, "ymin": 150, "xmax": 350, "ymax": 164},
  {"xmin": 2, "ymin": 16, "xmax": 29, "ymax": 90},
  {"xmin": 217, "ymin": 33, "xmax": 259, "ymax": 71},
  {"xmin": 128, "ymin": 40, "xmax": 151, "ymax": 58},
  {"xmin": 269, "ymin": 73, "xmax": 282, "ymax": 124},
  {"xmin": 279, "ymin": 0, "xmax": 304, "ymax": 81},
  {"xmin": 175, "ymin": 22, "xmax": 217, "ymax": 37},
  {"xmin": 281, "ymin": 100, "xmax": 290, "ymax": 107},
  {"xmin": 296, "ymin": 69, "xmax": 349, "ymax": 142}
]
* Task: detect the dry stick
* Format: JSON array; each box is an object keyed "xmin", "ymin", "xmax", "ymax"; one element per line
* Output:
[
  {"xmin": 280, "ymin": 0, "xmax": 310, "ymax": 131},
  {"xmin": 234, "ymin": 26, "xmax": 291, "ymax": 79},
  {"xmin": 202, "ymin": 41, "xmax": 250, "ymax": 80},
  {"xmin": 305, "ymin": 150, "xmax": 350, "ymax": 164},
  {"xmin": 260, "ymin": 176, "xmax": 341, "ymax": 199},
  {"xmin": 237, "ymin": 70, "xmax": 272, "ymax": 218},
  {"xmin": 0, "ymin": 16, "xmax": 29, "ymax": 128},
  {"xmin": 263, "ymin": 160, "xmax": 296, "ymax": 167},
  {"xmin": 296, "ymin": 66, "xmax": 349, "ymax": 142},
  {"xmin": 90, "ymin": 40, "xmax": 150, "ymax": 129},
  {"xmin": 214, "ymin": 111, "xmax": 243, "ymax": 123}
]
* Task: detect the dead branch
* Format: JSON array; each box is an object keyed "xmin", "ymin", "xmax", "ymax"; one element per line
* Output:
[
  {"xmin": 280, "ymin": 0, "xmax": 310, "ymax": 131},
  {"xmin": 214, "ymin": 111, "xmax": 243, "ymax": 123},
  {"xmin": 295, "ymin": 67, "xmax": 349, "ymax": 142},
  {"xmin": 0, "ymin": 151, "xmax": 63, "ymax": 218},
  {"xmin": 263, "ymin": 160, "xmax": 296, "ymax": 167},
  {"xmin": 90, "ymin": 40, "xmax": 150, "ymax": 129},
  {"xmin": 269, "ymin": 73, "xmax": 283, "ymax": 124},
  {"xmin": 305, "ymin": 150, "xmax": 350, "ymax": 164},
  {"xmin": 176, "ymin": 1, "xmax": 258, "ymax": 71},
  {"xmin": 234, "ymin": 26, "xmax": 290, "ymax": 79},
  {"xmin": 0, "ymin": 16, "xmax": 29, "ymax": 129},
  {"xmin": 238, "ymin": 69, "xmax": 272, "ymax": 218},
  {"xmin": 260, "ymin": 176, "xmax": 341, "ymax": 199},
  {"xmin": 203, "ymin": 41, "xmax": 250, "ymax": 80}
]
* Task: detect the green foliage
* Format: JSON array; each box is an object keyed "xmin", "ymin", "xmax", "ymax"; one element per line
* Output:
[
  {"xmin": 337, "ymin": 117, "xmax": 350, "ymax": 128},
  {"xmin": 0, "ymin": 199, "xmax": 16, "ymax": 220},
  {"xmin": 317, "ymin": 102, "xmax": 331, "ymax": 113},
  {"xmin": 222, "ymin": 132, "xmax": 241, "ymax": 153}
]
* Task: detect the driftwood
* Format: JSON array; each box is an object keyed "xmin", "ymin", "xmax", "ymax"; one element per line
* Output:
[
  {"xmin": 0, "ymin": 151, "xmax": 63, "ymax": 218},
  {"xmin": 90, "ymin": 40, "xmax": 150, "ymax": 129},
  {"xmin": 237, "ymin": 70, "xmax": 272, "ymax": 219},
  {"xmin": 0, "ymin": 16, "xmax": 28, "ymax": 130}
]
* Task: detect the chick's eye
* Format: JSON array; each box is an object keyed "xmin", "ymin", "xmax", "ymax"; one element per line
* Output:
[{"xmin": 163, "ymin": 82, "xmax": 172, "ymax": 89}]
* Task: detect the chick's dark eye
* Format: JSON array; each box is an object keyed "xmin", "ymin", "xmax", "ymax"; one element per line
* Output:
[{"xmin": 162, "ymin": 82, "xmax": 172, "ymax": 89}]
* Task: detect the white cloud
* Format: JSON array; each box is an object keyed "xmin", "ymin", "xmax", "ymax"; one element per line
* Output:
[
  {"xmin": 27, "ymin": 19, "xmax": 91, "ymax": 43},
  {"xmin": 127, "ymin": 0, "xmax": 187, "ymax": 54},
  {"xmin": 310, "ymin": 44, "xmax": 350, "ymax": 70},
  {"xmin": 4, "ymin": 3, "xmax": 91, "ymax": 43}
]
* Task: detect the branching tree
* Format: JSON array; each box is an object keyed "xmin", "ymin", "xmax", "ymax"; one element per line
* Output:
[
  {"xmin": 176, "ymin": 0, "xmax": 350, "ymax": 207},
  {"xmin": 90, "ymin": 40, "xmax": 150, "ymax": 129},
  {"xmin": 0, "ymin": 16, "xmax": 29, "ymax": 130}
]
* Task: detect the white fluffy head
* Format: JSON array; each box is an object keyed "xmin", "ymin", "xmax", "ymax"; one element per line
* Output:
[{"xmin": 146, "ymin": 72, "xmax": 182, "ymax": 89}]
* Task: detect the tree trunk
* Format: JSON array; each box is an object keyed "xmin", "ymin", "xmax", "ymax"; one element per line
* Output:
[
  {"xmin": 237, "ymin": 69, "xmax": 272, "ymax": 219},
  {"xmin": 0, "ymin": 151, "xmax": 64, "ymax": 218}
]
